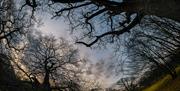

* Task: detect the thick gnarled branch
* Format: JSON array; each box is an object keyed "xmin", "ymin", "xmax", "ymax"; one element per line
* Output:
[{"xmin": 76, "ymin": 13, "xmax": 143, "ymax": 47}]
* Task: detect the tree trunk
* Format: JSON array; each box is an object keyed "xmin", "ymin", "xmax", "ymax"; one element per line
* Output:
[
  {"xmin": 42, "ymin": 71, "xmax": 51, "ymax": 91},
  {"xmin": 145, "ymin": 0, "xmax": 180, "ymax": 22},
  {"xmin": 125, "ymin": 0, "xmax": 180, "ymax": 22}
]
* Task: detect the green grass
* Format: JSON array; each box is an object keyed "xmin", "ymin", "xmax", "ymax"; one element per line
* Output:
[{"xmin": 143, "ymin": 66, "xmax": 180, "ymax": 91}]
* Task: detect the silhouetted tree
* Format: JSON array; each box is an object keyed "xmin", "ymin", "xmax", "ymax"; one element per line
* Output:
[
  {"xmin": 0, "ymin": 0, "xmax": 32, "ymax": 50},
  {"xmin": 0, "ymin": 0, "xmax": 34, "ymax": 90},
  {"xmin": 124, "ymin": 19, "xmax": 180, "ymax": 79},
  {"xmin": 22, "ymin": 33, "xmax": 81, "ymax": 91}
]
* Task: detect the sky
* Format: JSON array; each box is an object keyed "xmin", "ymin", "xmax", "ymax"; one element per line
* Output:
[
  {"xmin": 12, "ymin": 0, "xmax": 134, "ymax": 89},
  {"xmin": 36, "ymin": 13, "xmax": 121, "ymax": 88}
]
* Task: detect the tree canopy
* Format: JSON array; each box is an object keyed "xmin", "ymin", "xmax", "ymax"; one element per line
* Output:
[
  {"xmin": 18, "ymin": 0, "xmax": 180, "ymax": 47},
  {"xmin": 0, "ymin": 0, "xmax": 180, "ymax": 91},
  {"xmin": 18, "ymin": 0, "xmax": 180, "ymax": 86}
]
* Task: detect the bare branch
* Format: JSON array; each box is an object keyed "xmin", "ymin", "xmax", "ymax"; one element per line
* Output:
[
  {"xmin": 52, "ymin": 0, "xmax": 85, "ymax": 3},
  {"xmin": 77, "ymin": 13, "xmax": 143, "ymax": 47},
  {"xmin": 85, "ymin": 8, "xmax": 107, "ymax": 23},
  {"xmin": 54, "ymin": 2, "xmax": 93, "ymax": 17}
]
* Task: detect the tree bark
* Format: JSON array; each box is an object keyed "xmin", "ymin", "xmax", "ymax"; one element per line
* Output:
[
  {"xmin": 123, "ymin": 0, "xmax": 180, "ymax": 22},
  {"xmin": 42, "ymin": 71, "xmax": 51, "ymax": 91}
]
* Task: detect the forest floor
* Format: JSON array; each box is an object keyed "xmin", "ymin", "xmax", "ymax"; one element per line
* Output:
[{"xmin": 143, "ymin": 66, "xmax": 180, "ymax": 91}]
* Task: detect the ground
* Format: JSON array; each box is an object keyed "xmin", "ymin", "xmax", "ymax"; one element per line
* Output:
[{"xmin": 143, "ymin": 66, "xmax": 180, "ymax": 91}]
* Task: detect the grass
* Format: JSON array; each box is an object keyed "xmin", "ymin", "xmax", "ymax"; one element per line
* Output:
[{"xmin": 143, "ymin": 66, "xmax": 180, "ymax": 91}]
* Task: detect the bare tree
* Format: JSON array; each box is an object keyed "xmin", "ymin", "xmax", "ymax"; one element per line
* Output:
[
  {"xmin": 22, "ymin": 33, "xmax": 82, "ymax": 91},
  {"xmin": 0, "ymin": 0, "xmax": 32, "ymax": 50},
  {"xmin": 124, "ymin": 19, "xmax": 180, "ymax": 79}
]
